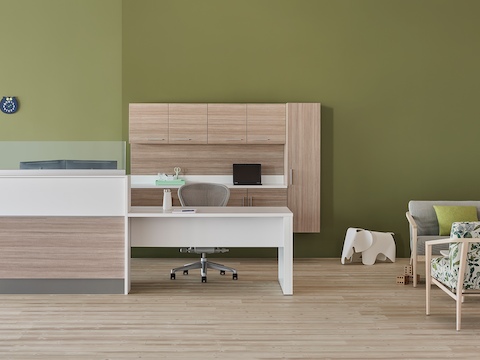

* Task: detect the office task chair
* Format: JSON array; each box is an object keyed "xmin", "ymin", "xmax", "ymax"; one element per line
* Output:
[
  {"xmin": 426, "ymin": 221, "xmax": 480, "ymax": 331},
  {"xmin": 170, "ymin": 183, "xmax": 238, "ymax": 283}
]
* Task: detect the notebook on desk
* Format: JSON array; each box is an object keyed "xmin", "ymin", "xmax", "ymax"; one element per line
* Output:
[
  {"xmin": 233, "ymin": 164, "xmax": 262, "ymax": 185},
  {"xmin": 172, "ymin": 208, "xmax": 196, "ymax": 213}
]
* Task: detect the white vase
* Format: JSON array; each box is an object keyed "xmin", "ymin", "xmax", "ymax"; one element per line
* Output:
[{"xmin": 162, "ymin": 189, "xmax": 172, "ymax": 211}]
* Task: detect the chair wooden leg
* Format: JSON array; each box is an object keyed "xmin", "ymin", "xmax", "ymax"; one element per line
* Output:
[
  {"xmin": 456, "ymin": 294, "xmax": 462, "ymax": 331},
  {"xmin": 412, "ymin": 252, "xmax": 418, "ymax": 287},
  {"xmin": 425, "ymin": 247, "xmax": 431, "ymax": 315}
]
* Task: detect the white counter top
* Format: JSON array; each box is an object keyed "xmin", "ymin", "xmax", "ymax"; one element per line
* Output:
[
  {"xmin": 0, "ymin": 170, "xmax": 125, "ymax": 177},
  {"xmin": 130, "ymin": 175, "xmax": 287, "ymax": 189}
]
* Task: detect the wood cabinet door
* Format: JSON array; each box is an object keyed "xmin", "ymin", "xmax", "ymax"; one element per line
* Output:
[
  {"xmin": 246, "ymin": 104, "xmax": 286, "ymax": 144},
  {"xmin": 207, "ymin": 104, "xmax": 246, "ymax": 144},
  {"xmin": 227, "ymin": 188, "xmax": 248, "ymax": 206},
  {"xmin": 287, "ymin": 103, "xmax": 321, "ymax": 232},
  {"xmin": 248, "ymin": 189, "xmax": 287, "ymax": 207},
  {"xmin": 169, "ymin": 104, "xmax": 208, "ymax": 144},
  {"xmin": 129, "ymin": 103, "xmax": 169, "ymax": 144},
  {"xmin": 227, "ymin": 188, "xmax": 287, "ymax": 207}
]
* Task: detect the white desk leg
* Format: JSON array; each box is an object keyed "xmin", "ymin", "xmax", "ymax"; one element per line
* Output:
[
  {"xmin": 278, "ymin": 216, "xmax": 293, "ymax": 295},
  {"xmin": 125, "ymin": 217, "xmax": 131, "ymax": 294}
]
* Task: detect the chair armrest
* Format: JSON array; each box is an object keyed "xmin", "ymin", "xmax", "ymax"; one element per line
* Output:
[
  {"xmin": 405, "ymin": 211, "xmax": 417, "ymax": 230},
  {"xmin": 406, "ymin": 211, "xmax": 418, "ymax": 268},
  {"xmin": 425, "ymin": 238, "xmax": 478, "ymax": 246},
  {"xmin": 425, "ymin": 237, "xmax": 480, "ymax": 255}
]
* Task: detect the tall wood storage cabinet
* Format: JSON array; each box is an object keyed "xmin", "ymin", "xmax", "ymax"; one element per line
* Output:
[{"xmin": 287, "ymin": 103, "xmax": 321, "ymax": 233}]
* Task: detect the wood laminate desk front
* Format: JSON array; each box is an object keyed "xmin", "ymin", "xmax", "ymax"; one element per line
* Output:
[{"xmin": 128, "ymin": 206, "xmax": 293, "ymax": 295}]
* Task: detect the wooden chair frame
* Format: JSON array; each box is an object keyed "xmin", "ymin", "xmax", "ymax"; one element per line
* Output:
[{"xmin": 425, "ymin": 238, "xmax": 480, "ymax": 331}]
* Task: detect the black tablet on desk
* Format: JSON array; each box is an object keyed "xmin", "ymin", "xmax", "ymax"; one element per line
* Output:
[{"xmin": 233, "ymin": 164, "xmax": 262, "ymax": 185}]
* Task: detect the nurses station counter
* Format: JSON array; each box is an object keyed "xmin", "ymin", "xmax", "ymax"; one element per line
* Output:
[{"xmin": 0, "ymin": 170, "xmax": 128, "ymax": 294}]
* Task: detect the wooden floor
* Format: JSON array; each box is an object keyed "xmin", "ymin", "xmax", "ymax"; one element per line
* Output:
[{"xmin": 1, "ymin": 258, "xmax": 480, "ymax": 359}]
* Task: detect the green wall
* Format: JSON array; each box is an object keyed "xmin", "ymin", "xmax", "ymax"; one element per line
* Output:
[
  {"xmin": 2, "ymin": 0, "xmax": 480, "ymax": 258},
  {"xmin": 0, "ymin": 0, "xmax": 122, "ymax": 140}
]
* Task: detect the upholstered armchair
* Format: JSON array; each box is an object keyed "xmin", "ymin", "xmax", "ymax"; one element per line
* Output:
[
  {"xmin": 406, "ymin": 200, "xmax": 480, "ymax": 287},
  {"xmin": 425, "ymin": 221, "xmax": 480, "ymax": 330}
]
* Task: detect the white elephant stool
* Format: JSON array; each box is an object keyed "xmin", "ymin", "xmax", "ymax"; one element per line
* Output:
[{"xmin": 341, "ymin": 227, "xmax": 396, "ymax": 265}]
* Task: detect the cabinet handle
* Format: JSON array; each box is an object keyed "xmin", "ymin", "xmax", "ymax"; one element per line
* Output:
[
  {"xmin": 172, "ymin": 138, "xmax": 192, "ymax": 141},
  {"xmin": 249, "ymin": 196, "xmax": 252, "ymax": 206},
  {"xmin": 147, "ymin": 138, "xmax": 166, "ymax": 141},
  {"xmin": 226, "ymin": 139, "xmax": 244, "ymax": 141},
  {"xmin": 289, "ymin": 168, "xmax": 293, "ymax": 185},
  {"xmin": 242, "ymin": 196, "xmax": 246, "ymax": 206}
]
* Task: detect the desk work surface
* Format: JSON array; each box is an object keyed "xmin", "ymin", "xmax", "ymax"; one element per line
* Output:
[{"xmin": 128, "ymin": 206, "xmax": 293, "ymax": 218}]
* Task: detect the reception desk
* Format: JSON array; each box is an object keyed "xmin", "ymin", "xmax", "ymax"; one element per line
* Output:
[
  {"xmin": 0, "ymin": 171, "xmax": 293, "ymax": 295},
  {"xmin": 0, "ymin": 170, "xmax": 128, "ymax": 294}
]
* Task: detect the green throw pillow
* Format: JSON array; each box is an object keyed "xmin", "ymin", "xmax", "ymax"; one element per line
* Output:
[{"xmin": 433, "ymin": 205, "xmax": 479, "ymax": 236}]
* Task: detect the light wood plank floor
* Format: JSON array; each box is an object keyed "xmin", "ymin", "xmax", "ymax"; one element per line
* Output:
[{"xmin": 1, "ymin": 258, "xmax": 480, "ymax": 359}]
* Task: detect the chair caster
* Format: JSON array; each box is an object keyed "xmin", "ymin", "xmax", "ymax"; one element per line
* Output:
[
  {"xmin": 183, "ymin": 270, "xmax": 188, "ymax": 275},
  {"xmin": 170, "ymin": 273, "xmax": 175, "ymax": 280},
  {"xmin": 233, "ymin": 273, "xmax": 238, "ymax": 280},
  {"xmin": 202, "ymin": 276, "xmax": 207, "ymax": 283},
  {"xmin": 220, "ymin": 270, "xmax": 225, "ymax": 275}
]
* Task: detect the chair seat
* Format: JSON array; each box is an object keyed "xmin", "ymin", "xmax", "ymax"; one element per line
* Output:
[{"xmin": 415, "ymin": 235, "xmax": 450, "ymax": 256}]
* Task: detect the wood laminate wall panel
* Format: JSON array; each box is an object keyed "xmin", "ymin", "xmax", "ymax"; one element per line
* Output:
[
  {"xmin": 168, "ymin": 104, "xmax": 208, "ymax": 144},
  {"xmin": 130, "ymin": 144, "xmax": 285, "ymax": 175},
  {"xmin": 129, "ymin": 103, "xmax": 169, "ymax": 143},
  {"xmin": 0, "ymin": 217, "xmax": 125, "ymax": 279},
  {"xmin": 131, "ymin": 188, "xmax": 180, "ymax": 206}
]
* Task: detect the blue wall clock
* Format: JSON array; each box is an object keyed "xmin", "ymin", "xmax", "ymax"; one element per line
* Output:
[{"xmin": 1, "ymin": 97, "xmax": 19, "ymax": 114}]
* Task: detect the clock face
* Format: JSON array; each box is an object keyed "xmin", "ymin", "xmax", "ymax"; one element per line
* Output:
[{"xmin": 1, "ymin": 97, "xmax": 19, "ymax": 114}]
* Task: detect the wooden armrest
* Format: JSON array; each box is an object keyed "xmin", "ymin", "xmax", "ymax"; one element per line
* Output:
[
  {"xmin": 425, "ymin": 238, "xmax": 477, "ymax": 246},
  {"xmin": 405, "ymin": 211, "xmax": 417, "ymax": 230},
  {"xmin": 425, "ymin": 238, "xmax": 480, "ymax": 256}
]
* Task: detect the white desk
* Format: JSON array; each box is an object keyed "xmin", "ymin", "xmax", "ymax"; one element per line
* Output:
[{"xmin": 128, "ymin": 206, "xmax": 293, "ymax": 295}]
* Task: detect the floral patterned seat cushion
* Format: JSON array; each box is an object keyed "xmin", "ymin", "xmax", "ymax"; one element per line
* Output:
[{"xmin": 431, "ymin": 222, "xmax": 480, "ymax": 290}]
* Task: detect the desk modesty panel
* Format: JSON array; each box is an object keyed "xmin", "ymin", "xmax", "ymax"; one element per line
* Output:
[
  {"xmin": 128, "ymin": 206, "xmax": 293, "ymax": 295},
  {"xmin": 0, "ymin": 171, "xmax": 128, "ymax": 294}
]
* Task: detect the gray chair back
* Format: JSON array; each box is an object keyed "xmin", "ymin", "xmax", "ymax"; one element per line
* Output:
[
  {"xmin": 409, "ymin": 200, "xmax": 480, "ymax": 236},
  {"xmin": 178, "ymin": 183, "xmax": 230, "ymax": 207}
]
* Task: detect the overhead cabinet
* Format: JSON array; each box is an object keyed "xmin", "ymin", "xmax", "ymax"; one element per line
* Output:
[
  {"xmin": 129, "ymin": 103, "xmax": 286, "ymax": 145},
  {"xmin": 246, "ymin": 104, "xmax": 286, "ymax": 144},
  {"xmin": 129, "ymin": 103, "xmax": 169, "ymax": 144},
  {"xmin": 207, "ymin": 104, "xmax": 247, "ymax": 144},
  {"xmin": 168, "ymin": 103, "xmax": 208, "ymax": 144}
]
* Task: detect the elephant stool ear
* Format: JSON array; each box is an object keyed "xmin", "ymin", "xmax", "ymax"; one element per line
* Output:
[
  {"xmin": 352, "ymin": 230, "xmax": 373, "ymax": 252},
  {"xmin": 341, "ymin": 227, "xmax": 363, "ymax": 264}
]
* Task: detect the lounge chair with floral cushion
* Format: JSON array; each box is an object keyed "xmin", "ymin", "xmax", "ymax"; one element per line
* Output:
[{"xmin": 425, "ymin": 221, "xmax": 480, "ymax": 330}]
